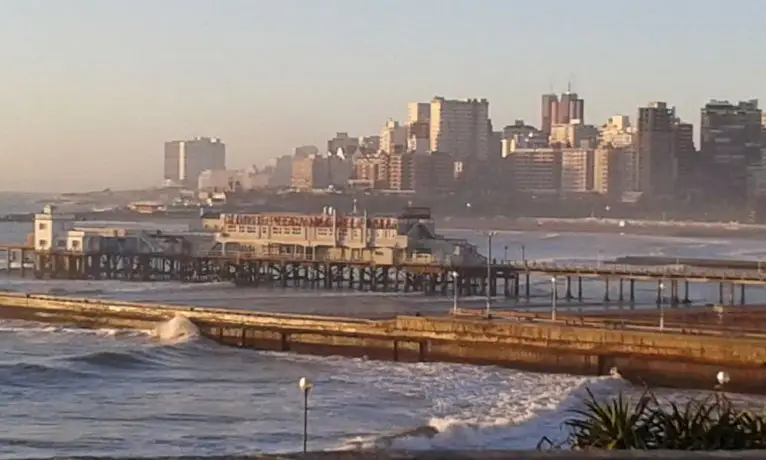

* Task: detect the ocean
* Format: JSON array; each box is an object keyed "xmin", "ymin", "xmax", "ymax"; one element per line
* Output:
[{"xmin": 0, "ymin": 195, "xmax": 765, "ymax": 457}]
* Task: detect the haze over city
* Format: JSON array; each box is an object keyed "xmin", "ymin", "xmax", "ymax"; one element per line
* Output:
[{"xmin": 1, "ymin": 0, "xmax": 764, "ymax": 192}]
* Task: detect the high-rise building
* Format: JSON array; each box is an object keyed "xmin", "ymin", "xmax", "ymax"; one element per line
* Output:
[
  {"xmin": 550, "ymin": 120, "xmax": 599, "ymax": 148},
  {"xmin": 407, "ymin": 121, "xmax": 430, "ymax": 154},
  {"xmin": 354, "ymin": 152, "xmax": 389, "ymax": 189},
  {"xmin": 327, "ymin": 133, "xmax": 359, "ymax": 156},
  {"xmin": 291, "ymin": 153, "xmax": 352, "ymax": 190},
  {"xmin": 380, "ymin": 119, "xmax": 408, "ymax": 154},
  {"xmin": 163, "ymin": 137, "xmax": 226, "ymax": 188},
  {"xmin": 671, "ymin": 120, "xmax": 697, "ymax": 196},
  {"xmin": 557, "ymin": 91, "xmax": 585, "ymax": 124},
  {"xmin": 594, "ymin": 146, "xmax": 638, "ymax": 197},
  {"xmin": 541, "ymin": 94, "xmax": 558, "ymax": 134},
  {"xmin": 429, "ymin": 97, "xmax": 490, "ymax": 160},
  {"xmin": 560, "ymin": 148, "xmax": 595, "ymax": 194},
  {"xmin": 358, "ymin": 136, "xmax": 381, "ymax": 155},
  {"xmin": 700, "ymin": 99, "xmax": 762, "ymax": 201},
  {"xmin": 294, "ymin": 145, "xmax": 319, "ymax": 157},
  {"xmin": 636, "ymin": 102, "xmax": 676, "ymax": 197},
  {"xmin": 600, "ymin": 115, "xmax": 634, "ymax": 148},
  {"xmin": 596, "ymin": 116, "xmax": 638, "ymax": 196},
  {"xmin": 407, "ymin": 102, "xmax": 431, "ymax": 125}
]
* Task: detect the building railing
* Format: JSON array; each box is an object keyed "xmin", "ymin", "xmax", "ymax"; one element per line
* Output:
[{"xmin": 202, "ymin": 250, "xmax": 469, "ymax": 267}]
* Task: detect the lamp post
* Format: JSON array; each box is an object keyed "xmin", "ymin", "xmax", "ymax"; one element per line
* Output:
[
  {"xmin": 450, "ymin": 270, "xmax": 459, "ymax": 315},
  {"xmin": 504, "ymin": 245, "xmax": 508, "ymax": 263},
  {"xmin": 551, "ymin": 276, "xmax": 557, "ymax": 321},
  {"xmin": 658, "ymin": 282, "xmax": 665, "ymax": 331},
  {"xmin": 298, "ymin": 377, "xmax": 313, "ymax": 453},
  {"xmin": 521, "ymin": 244, "xmax": 526, "ymax": 264},
  {"xmin": 716, "ymin": 370, "xmax": 730, "ymax": 387},
  {"xmin": 716, "ymin": 370, "xmax": 730, "ymax": 402},
  {"xmin": 484, "ymin": 231, "xmax": 497, "ymax": 316}
]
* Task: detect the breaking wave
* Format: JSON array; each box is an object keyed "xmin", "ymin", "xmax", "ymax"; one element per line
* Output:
[{"xmin": 337, "ymin": 373, "xmax": 629, "ymax": 451}]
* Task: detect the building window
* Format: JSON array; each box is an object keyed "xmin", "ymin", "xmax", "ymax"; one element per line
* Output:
[
  {"xmin": 38, "ymin": 240, "xmax": 47, "ymax": 248},
  {"xmin": 38, "ymin": 223, "xmax": 47, "ymax": 230}
]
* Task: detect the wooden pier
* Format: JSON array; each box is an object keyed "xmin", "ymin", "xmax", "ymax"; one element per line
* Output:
[{"xmin": 5, "ymin": 244, "xmax": 766, "ymax": 304}]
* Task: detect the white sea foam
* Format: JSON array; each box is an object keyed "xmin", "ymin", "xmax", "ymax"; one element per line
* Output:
[
  {"xmin": 335, "ymin": 371, "xmax": 629, "ymax": 451},
  {"xmin": 0, "ymin": 320, "xmax": 148, "ymax": 337},
  {"xmin": 151, "ymin": 314, "xmax": 200, "ymax": 344}
]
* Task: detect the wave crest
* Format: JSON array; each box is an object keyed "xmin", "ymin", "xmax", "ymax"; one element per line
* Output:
[{"xmin": 151, "ymin": 315, "xmax": 200, "ymax": 343}]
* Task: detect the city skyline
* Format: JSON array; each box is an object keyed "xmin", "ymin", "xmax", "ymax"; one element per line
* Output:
[{"xmin": 1, "ymin": 0, "xmax": 765, "ymax": 192}]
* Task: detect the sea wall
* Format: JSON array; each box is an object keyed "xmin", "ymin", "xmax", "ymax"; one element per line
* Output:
[{"xmin": 1, "ymin": 293, "xmax": 766, "ymax": 394}]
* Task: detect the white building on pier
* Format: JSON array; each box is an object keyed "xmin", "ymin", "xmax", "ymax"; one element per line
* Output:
[
  {"xmin": 33, "ymin": 205, "xmax": 196, "ymax": 255},
  {"xmin": 207, "ymin": 207, "xmax": 484, "ymax": 266}
]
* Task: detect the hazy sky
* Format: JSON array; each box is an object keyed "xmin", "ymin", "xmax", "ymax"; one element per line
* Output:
[{"xmin": 1, "ymin": 0, "xmax": 764, "ymax": 192}]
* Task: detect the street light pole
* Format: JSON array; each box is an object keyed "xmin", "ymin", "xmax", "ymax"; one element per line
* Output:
[
  {"xmin": 450, "ymin": 270, "xmax": 459, "ymax": 315},
  {"xmin": 298, "ymin": 377, "xmax": 313, "ymax": 453},
  {"xmin": 658, "ymin": 282, "xmax": 665, "ymax": 331},
  {"xmin": 485, "ymin": 231, "xmax": 496, "ymax": 316},
  {"xmin": 551, "ymin": 276, "xmax": 557, "ymax": 321},
  {"xmin": 504, "ymin": 245, "xmax": 508, "ymax": 263},
  {"xmin": 521, "ymin": 244, "xmax": 526, "ymax": 264}
]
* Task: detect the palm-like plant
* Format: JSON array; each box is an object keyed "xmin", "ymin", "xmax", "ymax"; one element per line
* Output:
[
  {"xmin": 564, "ymin": 388, "xmax": 654, "ymax": 449},
  {"xmin": 555, "ymin": 387, "xmax": 766, "ymax": 451}
]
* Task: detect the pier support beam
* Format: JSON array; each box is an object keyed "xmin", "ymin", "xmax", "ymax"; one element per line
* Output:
[
  {"xmin": 629, "ymin": 279, "xmax": 635, "ymax": 304},
  {"xmin": 603, "ymin": 278, "xmax": 610, "ymax": 302},
  {"xmin": 740, "ymin": 284, "xmax": 746, "ymax": 305},
  {"xmin": 719, "ymin": 283, "xmax": 724, "ymax": 304},
  {"xmin": 577, "ymin": 277, "xmax": 583, "ymax": 302},
  {"xmin": 670, "ymin": 280, "xmax": 679, "ymax": 307},
  {"xmin": 684, "ymin": 281, "xmax": 690, "ymax": 304},
  {"xmin": 618, "ymin": 279, "xmax": 624, "ymax": 303},
  {"xmin": 565, "ymin": 276, "xmax": 573, "ymax": 300},
  {"xmin": 525, "ymin": 272, "xmax": 530, "ymax": 300},
  {"xmin": 656, "ymin": 280, "xmax": 663, "ymax": 307}
]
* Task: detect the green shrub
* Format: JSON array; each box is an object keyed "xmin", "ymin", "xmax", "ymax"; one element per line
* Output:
[{"xmin": 543, "ymin": 387, "xmax": 766, "ymax": 450}]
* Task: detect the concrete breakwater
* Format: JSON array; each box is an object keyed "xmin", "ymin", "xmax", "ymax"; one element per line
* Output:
[{"xmin": 1, "ymin": 293, "xmax": 766, "ymax": 394}]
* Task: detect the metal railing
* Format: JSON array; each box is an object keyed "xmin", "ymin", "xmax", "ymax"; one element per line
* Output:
[{"xmin": 507, "ymin": 260, "xmax": 766, "ymax": 281}]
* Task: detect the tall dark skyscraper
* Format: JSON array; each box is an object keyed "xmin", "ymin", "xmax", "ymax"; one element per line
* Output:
[
  {"xmin": 700, "ymin": 99, "xmax": 762, "ymax": 202},
  {"xmin": 548, "ymin": 84, "xmax": 585, "ymax": 125},
  {"xmin": 570, "ymin": 98, "xmax": 585, "ymax": 123},
  {"xmin": 541, "ymin": 93, "xmax": 558, "ymax": 134},
  {"xmin": 636, "ymin": 102, "xmax": 676, "ymax": 198},
  {"xmin": 672, "ymin": 120, "xmax": 697, "ymax": 196}
]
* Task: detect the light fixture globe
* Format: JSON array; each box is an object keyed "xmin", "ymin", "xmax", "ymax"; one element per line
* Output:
[
  {"xmin": 716, "ymin": 371, "xmax": 730, "ymax": 386},
  {"xmin": 299, "ymin": 377, "xmax": 313, "ymax": 392}
]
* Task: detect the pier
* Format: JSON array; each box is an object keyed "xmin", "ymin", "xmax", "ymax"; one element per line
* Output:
[
  {"xmin": 3, "ymin": 292, "xmax": 766, "ymax": 395},
  {"xmin": 5, "ymin": 204, "xmax": 766, "ymax": 303},
  {"xmin": 6, "ymin": 243, "xmax": 766, "ymax": 305}
]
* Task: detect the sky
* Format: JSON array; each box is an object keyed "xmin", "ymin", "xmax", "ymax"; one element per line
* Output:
[{"xmin": 1, "ymin": 0, "xmax": 765, "ymax": 192}]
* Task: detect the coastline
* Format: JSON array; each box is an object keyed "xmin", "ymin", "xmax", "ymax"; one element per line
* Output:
[{"xmin": 437, "ymin": 217, "xmax": 766, "ymax": 240}]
